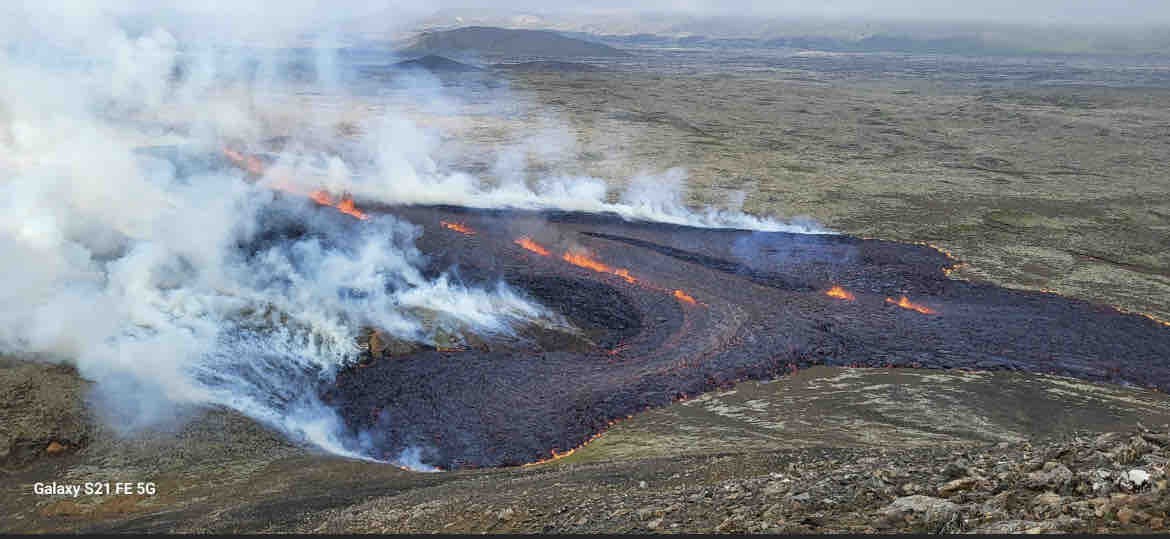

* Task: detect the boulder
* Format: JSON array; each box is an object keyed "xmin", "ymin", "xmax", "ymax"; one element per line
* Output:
[
  {"xmin": 1025, "ymin": 461, "xmax": 1073, "ymax": 491},
  {"xmin": 1119, "ymin": 469, "xmax": 1151, "ymax": 492},
  {"xmin": 884, "ymin": 495, "xmax": 959, "ymax": 526}
]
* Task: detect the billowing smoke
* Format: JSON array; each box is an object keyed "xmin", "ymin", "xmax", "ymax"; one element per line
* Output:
[
  {"xmin": 0, "ymin": 2, "xmax": 821, "ymax": 467},
  {"xmin": 328, "ymin": 109, "xmax": 824, "ymax": 233}
]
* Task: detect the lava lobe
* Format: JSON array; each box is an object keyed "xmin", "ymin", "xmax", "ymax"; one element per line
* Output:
[{"xmin": 322, "ymin": 205, "xmax": 1170, "ymax": 469}]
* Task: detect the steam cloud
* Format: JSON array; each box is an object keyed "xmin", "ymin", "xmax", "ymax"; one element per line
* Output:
[{"xmin": 0, "ymin": 2, "xmax": 820, "ymax": 466}]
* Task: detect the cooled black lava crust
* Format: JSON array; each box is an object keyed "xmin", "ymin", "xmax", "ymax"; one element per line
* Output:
[{"xmin": 320, "ymin": 205, "xmax": 1170, "ymax": 469}]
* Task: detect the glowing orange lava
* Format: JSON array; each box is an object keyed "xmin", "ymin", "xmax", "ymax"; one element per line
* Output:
[
  {"xmin": 562, "ymin": 252, "xmax": 637, "ymax": 284},
  {"xmin": 673, "ymin": 289, "xmax": 697, "ymax": 305},
  {"xmin": 826, "ymin": 285, "xmax": 856, "ymax": 301},
  {"xmin": 522, "ymin": 418, "xmax": 626, "ymax": 467},
  {"xmin": 222, "ymin": 146, "xmax": 369, "ymax": 221},
  {"xmin": 309, "ymin": 190, "xmax": 331, "ymax": 205},
  {"xmin": 1147, "ymin": 315, "xmax": 1170, "ymax": 328},
  {"xmin": 310, "ymin": 190, "xmax": 369, "ymax": 220},
  {"xmin": 514, "ymin": 237, "xmax": 551, "ymax": 256},
  {"xmin": 222, "ymin": 147, "xmax": 265, "ymax": 176},
  {"xmin": 441, "ymin": 221, "xmax": 475, "ymax": 235},
  {"xmin": 886, "ymin": 295, "xmax": 936, "ymax": 315},
  {"xmin": 336, "ymin": 198, "xmax": 367, "ymax": 220}
]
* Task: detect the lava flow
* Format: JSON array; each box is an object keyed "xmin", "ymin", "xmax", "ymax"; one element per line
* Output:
[
  {"xmin": 886, "ymin": 295, "xmax": 936, "ymax": 315},
  {"xmin": 441, "ymin": 221, "xmax": 476, "ymax": 235},
  {"xmin": 826, "ymin": 285, "xmax": 856, "ymax": 301},
  {"xmin": 515, "ymin": 237, "xmax": 551, "ymax": 256},
  {"xmin": 321, "ymin": 205, "xmax": 1170, "ymax": 470},
  {"xmin": 562, "ymin": 251, "xmax": 637, "ymax": 284},
  {"xmin": 222, "ymin": 147, "xmax": 369, "ymax": 221},
  {"xmin": 310, "ymin": 190, "xmax": 369, "ymax": 220},
  {"xmin": 221, "ymin": 147, "xmax": 265, "ymax": 176}
]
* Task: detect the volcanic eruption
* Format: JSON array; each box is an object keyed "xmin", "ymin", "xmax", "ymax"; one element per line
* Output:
[
  {"xmin": 305, "ymin": 199, "xmax": 1170, "ymax": 469},
  {"xmin": 163, "ymin": 142, "xmax": 1170, "ymax": 472},
  {"xmin": 6, "ymin": 14, "xmax": 1168, "ymax": 473},
  {"xmin": 206, "ymin": 148, "xmax": 1170, "ymax": 469}
]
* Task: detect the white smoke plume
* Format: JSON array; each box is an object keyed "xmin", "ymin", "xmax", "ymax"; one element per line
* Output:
[
  {"xmin": 0, "ymin": 3, "xmax": 550, "ymax": 463},
  {"xmin": 324, "ymin": 107, "xmax": 826, "ymax": 233},
  {"xmin": 0, "ymin": 1, "xmax": 822, "ymax": 465}
]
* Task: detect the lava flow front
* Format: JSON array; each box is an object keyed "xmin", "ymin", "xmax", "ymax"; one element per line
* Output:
[{"xmin": 320, "ymin": 206, "xmax": 1170, "ymax": 470}]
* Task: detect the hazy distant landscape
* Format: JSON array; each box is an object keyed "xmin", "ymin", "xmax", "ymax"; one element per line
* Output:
[{"xmin": 400, "ymin": 9, "xmax": 1170, "ymax": 56}]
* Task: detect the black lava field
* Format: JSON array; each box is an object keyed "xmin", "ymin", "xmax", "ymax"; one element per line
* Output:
[{"xmin": 314, "ymin": 204, "xmax": 1170, "ymax": 469}]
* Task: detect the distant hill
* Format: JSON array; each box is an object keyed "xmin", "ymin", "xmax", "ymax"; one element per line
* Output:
[
  {"xmin": 491, "ymin": 60, "xmax": 602, "ymax": 72},
  {"xmin": 588, "ymin": 31, "xmax": 1028, "ymax": 56},
  {"xmin": 393, "ymin": 55, "xmax": 481, "ymax": 72},
  {"xmin": 400, "ymin": 26, "xmax": 630, "ymax": 58}
]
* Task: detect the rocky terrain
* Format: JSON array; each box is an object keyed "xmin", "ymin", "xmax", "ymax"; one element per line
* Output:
[
  {"xmin": 5, "ymin": 364, "xmax": 1170, "ymax": 533},
  {"xmin": 313, "ymin": 428, "xmax": 1170, "ymax": 534}
]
